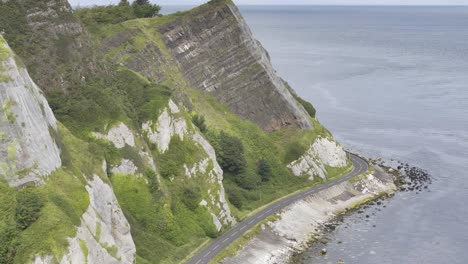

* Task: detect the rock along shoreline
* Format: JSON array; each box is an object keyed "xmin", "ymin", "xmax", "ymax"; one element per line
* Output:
[{"xmin": 221, "ymin": 160, "xmax": 399, "ymax": 264}]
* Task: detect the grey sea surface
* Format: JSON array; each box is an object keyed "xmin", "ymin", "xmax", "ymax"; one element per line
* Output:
[{"xmin": 164, "ymin": 5, "xmax": 468, "ymax": 264}]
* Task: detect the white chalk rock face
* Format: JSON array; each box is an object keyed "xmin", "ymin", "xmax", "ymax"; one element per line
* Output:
[
  {"xmin": 60, "ymin": 175, "xmax": 136, "ymax": 264},
  {"xmin": 142, "ymin": 99, "xmax": 187, "ymax": 153},
  {"xmin": 288, "ymin": 137, "xmax": 348, "ymax": 181},
  {"xmin": 192, "ymin": 132, "xmax": 237, "ymax": 228},
  {"xmin": 111, "ymin": 159, "xmax": 138, "ymax": 175},
  {"xmin": 0, "ymin": 39, "xmax": 61, "ymax": 187},
  {"xmin": 94, "ymin": 122, "xmax": 135, "ymax": 149},
  {"xmin": 143, "ymin": 100, "xmax": 236, "ymax": 229}
]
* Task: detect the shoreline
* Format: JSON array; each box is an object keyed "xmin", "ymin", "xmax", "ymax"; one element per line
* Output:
[{"xmin": 220, "ymin": 163, "xmax": 398, "ymax": 264}]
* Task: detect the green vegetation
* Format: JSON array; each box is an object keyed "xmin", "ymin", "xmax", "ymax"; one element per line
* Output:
[
  {"xmin": 111, "ymin": 173, "xmax": 218, "ymax": 263},
  {"xmin": 192, "ymin": 114, "xmax": 207, "ymax": 133},
  {"xmin": 295, "ymin": 96, "xmax": 316, "ymax": 118},
  {"xmin": 75, "ymin": 0, "xmax": 161, "ymax": 27},
  {"xmin": 15, "ymin": 188, "xmax": 44, "ymax": 230},
  {"xmin": 257, "ymin": 160, "xmax": 272, "ymax": 182},
  {"xmin": 0, "ymin": 36, "xmax": 12, "ymax": 82},
  {"xmin": 47, "ymin": 67, "xmax": 171, "ymax": 136},
  {"xmin": 158, "ymin": 136, "xmax": 204, "ymax": 179},
  {"xmin": 213, "ymin": 132, "xmax": 247, "ymax": 174}
]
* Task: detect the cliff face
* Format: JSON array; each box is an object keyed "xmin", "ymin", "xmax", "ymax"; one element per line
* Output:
[
  {"xmin": 101, "ymin": 0, "xmax": 312, "ymax": 132},
  {"xmin": 158, "ymin": 2, "xmax": 312, "ymax": 131},
  {"xmin": 0, "ymin": 0, "xmax": 97, "ymax": 91},
  {"xmin": 0, "ymin": 38, "xmax": 61, "ymax": 187}
]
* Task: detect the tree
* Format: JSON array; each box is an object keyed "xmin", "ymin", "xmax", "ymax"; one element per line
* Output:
[
  {"xmin": 257, "ymin": 159, "xmax": 272, "ymax": 182},
  {"xmin": 118, "ymin": 0, "xmax": 130, "ymax": 6},
  {"xmin": 216, "ymin": 132, "xmax": 246, "ymax": 174},
  {"xmin": 134, "ymin": 0, "xmax": 150, "ymax": 4},
  {"xmin": 132, "ymin": 0, "xmax": 161, "ymax": 18}
]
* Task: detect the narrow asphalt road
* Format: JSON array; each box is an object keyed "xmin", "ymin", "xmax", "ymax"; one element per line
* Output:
[{"xmin": 187, "ymin": 153, "xmax": 368, "ymax": 264}]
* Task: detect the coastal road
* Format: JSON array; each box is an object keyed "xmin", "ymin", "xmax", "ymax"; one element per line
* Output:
[{"xmin": 187, "ymin": 153, "xmax": 369, "ymax": 264}]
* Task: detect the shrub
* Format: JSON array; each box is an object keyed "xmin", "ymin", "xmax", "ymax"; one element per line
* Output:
[
  {"xmin": 15, "ymin": 189, "xmax": 43, "ymax": 230},
  {"xmin": 226, "ymin": 187, "xmax": 243, "ymax": 209},
  {"xmin": 75, "ymin": 1, "xmax": 161, "ymax": 26},
  {"xmin": 257, "ymin": 159, "xmax": 272, "ymax": 182},
  {"xmin": 216, "ymin": 132, "xmax": 246, "ymax": 174},
  {"xmin": 0, "ymin": 225, "xmax": 19, "ymax": 264},
  {"xmin": 296, "ymin": 97, "xmax": 316, "ymax": 118},
  {"xmin": 284, "ymin": 141, "xmax": 307, "ymax": 164},
  {"xmin": 182, "ymin": 187, "xmax": 202, "ymax": 211},
  {"xmin": 192, "ymin": 114, "xmax": 207, "ymax": 133}
]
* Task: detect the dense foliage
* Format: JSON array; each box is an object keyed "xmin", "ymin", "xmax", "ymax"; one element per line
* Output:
[
  {"xmin": 192, "ymin": 114, "xmax": 207, "ymax": 133},
  {"xmin": 215, "ymin": 132, "xmax": 247, "ymax": 174},
  {"xmin": 15, "ymin": 189, "xmax": 44, "ymax": 231},
  {"xmin": 75, "ymin": 1, "xmax": 161, "ymax": 26}
]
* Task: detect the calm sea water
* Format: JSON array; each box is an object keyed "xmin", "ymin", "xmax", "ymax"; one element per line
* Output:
[{"xmin": 163, "ymin": 5, "xmax": 468, "ymax": 263}]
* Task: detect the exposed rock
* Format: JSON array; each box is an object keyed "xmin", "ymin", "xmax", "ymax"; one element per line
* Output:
[
  {"xmin": 288, "ymin": 137, "xmax": 347, "ymax": 181},
  {"xmin": 222, "ymin": 166, "xmax": 396, "ymax": 264},
  {"xmin": 111, "ymin": 159, "xmax": 138, "ymax": 175},
  {"xmin": 312, "ymin": 138, "xmax": 348, "ymax": 168},
  {"xmin": 211, "ymin": 213, "xmax": 223, "ymax": 232},
  {"xmin": 0, "ymin": 39, "xmax": 61, "ymax": 187},
  {"xmin": 158, "ymin": 2, "xmax": 313, "ymax": 131},
  {"xmin": 93, "ymin": 122, "xmax": 135, "ymax": 149},
  {"xmin": 192, "ymin": 132, "xmax": 236, "ymax": 227},
  {"xmin": 59, "ymin": 175, "xmax": 136, "ymax": 264},
  {"xmin": 142, "ymin": 100, "xmax": 187, "ymax": 153},
  {"xmin": 143, "ymin": 100, "xmax": 236, "ymax": 228},
  {"xmin": 139, "ymin": 150, "xmax": 156, "ymax": 171}
]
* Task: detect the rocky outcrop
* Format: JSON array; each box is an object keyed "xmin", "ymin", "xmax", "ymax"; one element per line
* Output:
[
  {"xmin": 0, "ymin": 38, "xmax": 61, "ymax": 187},
  {"xmin": 142, "ymin": 99, "xmax": 188, "ymax": 153},
  {"xmin": 222, "ymin": 166, "xmax": 396, "ymax": 264},
  {"xmin": 59, "ymin": 175, "xmax": 136, "ymax": 264},
  {"xmin": 93, "ymin": 122, "xmax": 136, "ymax": 149},
  {"xmin": 158, "ymin": 1, "xmax": 312, "ymax": 131},
  {"xmin": 192, "ymin": 132, "xmax": 237, "ymax": 228},
  {"xmin": 111, "ymin": 159, "xmax": 138, "ymax": 175},
  {"xmin": 143, "ymin": 100, "xmax": 236, "ymax": 228},
  {"xmin": 288, "ymin": 138, "xmax": 348, "ymax": 181}
]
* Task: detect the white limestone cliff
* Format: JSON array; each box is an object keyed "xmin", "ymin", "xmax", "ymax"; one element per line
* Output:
[
  {"xmin": 93, "ymin": 122, "xmax": 135, "ymax": 149},
  {"xmin": 288, "ymin": 137, "xmax": 348, "ymax": 181},
  {"xmin": 59, "ymin": 175, "xmax": 136, "ymax": 264},
  {"xmin": 143, "ymin": 100, "xmax": 236, "ymax": 229},
  {"xmin": 0, "ymin": 38, "xmax": 61, "ymax": 187}
]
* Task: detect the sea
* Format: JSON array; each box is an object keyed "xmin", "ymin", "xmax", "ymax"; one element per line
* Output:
[{"xmin": 163, "ymin": 5, "xmax": 468, "ymax": 264}]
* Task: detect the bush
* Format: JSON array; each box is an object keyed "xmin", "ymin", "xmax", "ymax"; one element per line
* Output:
[
  {"xmin": 226, "ymin": 187, "xmax": 243, "ymax": 209},
  {"xmin": 284, "ymin": 141, "xmax": 307, "ymax": 164},
  {"xmin": 234, "ymin": 172, "xmax": 260, "ymax": 190},
  {"xmin": 297, "ymin": 97, "xmax": 316, "ymax": 118},
  {"xmin": 257, "ymin": 160, "xmax": 272, "ymax": 182},
  {"xmin": 0, "ymin": 225, "xmax": 19, "ymax": 264},
  {"xmin": 182, "ymin": 187, "xmax": 202, "ymax": 211},
  {"xmin": 192, "ymin": 114, "xmax": 207, "ymax": 133},
  {"xmin": 216, "ymin": 132, "xmax": 246, "ymax": 174},
  {"xmin": 15, "ymin": 189, "xmax": 44, "ymax": 230},
  {"xmin": 75, "ymin": 1, "xmax": 161, "ymax": 26}
]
